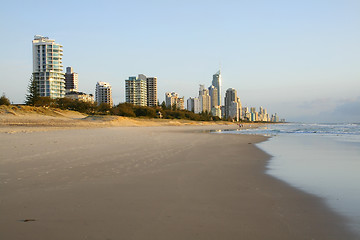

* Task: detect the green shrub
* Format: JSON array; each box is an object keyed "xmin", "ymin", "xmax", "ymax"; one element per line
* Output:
[
  {"xmin": 112, "ymin": 103, "xmax": 136, "ymax": 117},
  {"xmin": 0, "ymin": 94, "xmax": 10, "ymax": 105},
  {"xmin": 56, "ymin": 98, "xmax": 97, "ymax": 114},
  {"xmin": 33, "ymin": 97, "xmax": 56, "ymax": 107},
  {"xmin": 134, "ymin": 106, "xmax": 157, "ymax": 118}
]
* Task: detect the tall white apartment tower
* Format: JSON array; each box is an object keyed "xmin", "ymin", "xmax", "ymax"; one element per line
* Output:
[
  {"xmin": 212, "ymin": 70, "xmax": 222, "ymax": 106},
  {"xmin": 95, "ymin": 82, "xmax": 113, "ymax": 106},
  {"xmin": 32, "ymin": 35, "xmax": 65, "ymax": 98},
  {"xmin": 125, "ymin": 74, "xmax": 157, "ymax": 107},
  {"xmin": 198, "ymin": 85, "xmax": 211, "ymax": 113},
  {"xmin": 125, "ymin": 74, "xmax": 147, "ymax": 106}
]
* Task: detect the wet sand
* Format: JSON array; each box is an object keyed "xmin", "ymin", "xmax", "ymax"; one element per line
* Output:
[{"xmin": 0, "ymin": 125, "xmax": 357, "ymax": 240}]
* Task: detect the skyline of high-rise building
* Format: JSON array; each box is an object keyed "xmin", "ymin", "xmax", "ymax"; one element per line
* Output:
[
  {"xmin": 64, "ymin": 67, "xmax": 78, "ymax": 92},
  {"xmin": 32, "ymin": 35, "xmax": 65, "ymax": 98},
  {"xmin": 28, "ymin": 35, "xmax": 279, "ymax": 121},
  {"xmin": 183, "ymin": 70, "xmax": 281, "ymax": 121},
  {"xmin": 95, "ymin": 81, "xmax": 113, "ymax": 106},
  {"xmin": 258, "ymin": 106, "xmax": 270, "ymax": 122}
]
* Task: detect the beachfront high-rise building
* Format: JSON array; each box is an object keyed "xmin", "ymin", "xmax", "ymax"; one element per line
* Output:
[
  {"xmin": 208, "ymin": 84, "xmax": 221, "ymax": 118},
  {"xmin": 237, "ymin": 97, "xmax": 242, "ymax": 120},
  {"xmin": 177, "ymin": 97, "xmax": 185, "ymax": 110},
  {"xmin": 32, "ymin": 35, "xmax": 65, "ymax": 98},
  {"xmin": 249, "ymin": 107, "xmax": 258, "ymax": 121},
  {"xmin": 208, "ymin": 85, "xmax": 219, "ymax": 108},
  {"xmin": 125, "ymin": 74, "xmax": 147, "ymax": 106},
  {"xmin": 212, "ymin": 70, "xmax": 222, "ymax": 106},
  {"xmin": 242, "ymin": 107, "xmax": 251, "ymax": 121},
  {"xmin": 95, "ymin": 82, "xmax": 113, "ymax": 106},
  {"xmin": 146, "ymin": 77, "xmax": 157, "ymax": 107},
  {"xmin": 64, "ymin": 67, "xmax": 78, "ymax": 92},
  {"xmin": 187, "ymin": 97, "xmax": 201, "ymax": 114},
  {"xmin": 224, "ymin": 88, "xmax": 241, "ymax": 121},
  {"xmin": 65, "ymin": 91, "xmax": 94, "ymax": 103},
  {"xmin": 271, "ymin": 113, "xmax": 280, "ymax": 122},
  {"xmin": 212, "ymin": 106, "xmax": 222, "ymax": 118},
  {"xmin": 165, "ymin": 92, "xmax": 184, "ymax": 110},
  {"xmin": 125, "ymin": 74, "xmax": 157, "ymax": 107},
  {"xmin": 199, "ymin": 85, "xmax": 211, "ymax": 113},
  {"xmin": 165, "ymin": 92, "xmax": 177, "ymax": 108}
]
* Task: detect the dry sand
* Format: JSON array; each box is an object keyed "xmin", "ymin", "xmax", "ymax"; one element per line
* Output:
[
  {"xmin": 0, "ymin": 105, "xmax": 236, "ymax": 134},
  {"xmin": 0, "ymin": 123, "xmax": 357, "ymax": 240}
]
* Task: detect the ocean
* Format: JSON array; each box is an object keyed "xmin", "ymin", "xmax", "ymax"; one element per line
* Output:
[{"xmin": 218, "ymin": 123, "xmax": 360, "ymax": 236}]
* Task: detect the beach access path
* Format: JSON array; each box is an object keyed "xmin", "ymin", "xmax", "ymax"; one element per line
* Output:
[{"xmin": 0, "ymin": 125, "xmax": 357, "ymax": 240}]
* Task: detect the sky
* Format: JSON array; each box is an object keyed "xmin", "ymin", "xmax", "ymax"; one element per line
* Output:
[{"xmin": 0, "ymin": 0, "xmax": 359, "ymax": 122}]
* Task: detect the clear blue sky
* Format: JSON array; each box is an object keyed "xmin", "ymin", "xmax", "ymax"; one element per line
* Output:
[{"xmin": 1, "ymin": 0, "xmax": 359, "ymax": 122}]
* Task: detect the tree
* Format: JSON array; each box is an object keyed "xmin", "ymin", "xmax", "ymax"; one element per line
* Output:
[
  {"xmin": 161, "ymin": 101, "xmax": 167, "ymax": 110},
  {"xmin": 25, "ymin": 75, "xmax": 40, "ymax": 105},
  {"xmin": 0, "ymin": 94, "xmax": 10, "ymax": 105}
]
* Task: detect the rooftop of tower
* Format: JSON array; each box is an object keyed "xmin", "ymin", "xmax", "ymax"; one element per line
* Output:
[
  {"xmin": 33, "ymin": 35, "xmax": 58, "ymax": 44},
  {"xmin": 34, "ymin": 35, "xmax": 48, "ymax": 40}
]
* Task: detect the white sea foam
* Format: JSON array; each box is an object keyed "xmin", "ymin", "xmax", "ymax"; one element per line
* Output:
[{"xmin": 222, "ymin": 122, "xmax": 360, "ymax": 137}]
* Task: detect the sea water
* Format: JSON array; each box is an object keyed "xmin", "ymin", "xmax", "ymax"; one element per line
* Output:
[{"xmin": 219, "ymin": 123, "xmax": 360, "ymax": 235}]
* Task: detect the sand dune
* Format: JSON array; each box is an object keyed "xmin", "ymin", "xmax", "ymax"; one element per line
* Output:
[{"xmin": 0, "ymin": 105, "xmax": 236, "ymax": 133}]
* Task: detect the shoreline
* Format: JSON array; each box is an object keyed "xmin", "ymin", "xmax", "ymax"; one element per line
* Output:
[
  {"xmin": 256, "ymin": 131, "xmax": 360, "ymax": 237},
  {"xmin": 0, "ymin": 125, "xmax": 357, "ymax": 239},
  {"xmin": 221, "ymin": 122, "xmax": 360, "ymax": 237}
]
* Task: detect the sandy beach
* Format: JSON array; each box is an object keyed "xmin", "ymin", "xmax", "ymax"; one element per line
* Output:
[{"xmin": 0, "ymin": 108, "xmax": 357, "ymax": 239}]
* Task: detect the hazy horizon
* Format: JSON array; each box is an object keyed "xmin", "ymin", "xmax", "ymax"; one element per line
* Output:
[{"xmin": 1, "ymin": 0, "xmax": 359, "ymax": 123}]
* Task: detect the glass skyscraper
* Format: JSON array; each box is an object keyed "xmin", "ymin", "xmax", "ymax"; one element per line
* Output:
[{"xmin": 212, "ymin": 70, "xmax": 222, "ymax": 106}]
